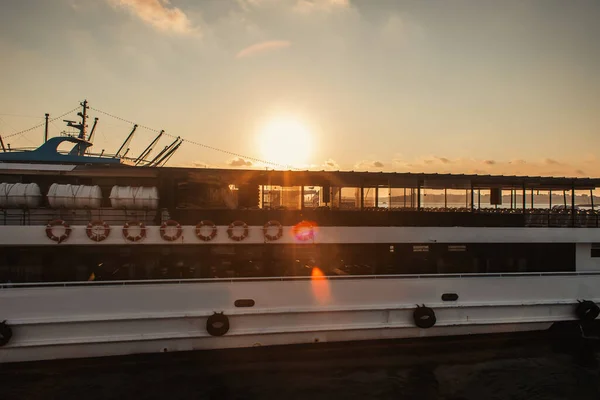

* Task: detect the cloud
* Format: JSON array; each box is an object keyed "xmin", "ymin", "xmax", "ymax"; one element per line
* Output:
[
  {"xmin": 109, "ymin": 0, "xmax": 196, "ymax": 35},
  {"xmin": 236, "ymin": 40, "xmax": 291, "ymax": 58},
  {"xmin": 228, "ymin": 157, "xmax": 253, "ymax": 167},
  {"xmin": 322, "ymin": 158, "xmax": 340, "ymax": 170},
  {"xmin": 544, "ymin": 158, "xmax": 561, "ymax": 165},
  {"xmin": 294, "ymin": 0, "xmax": 349, "ymax": 14},
  {"xmin": 354, "ymin": 160, "xmax": 385, "ymax": 170},
  {"xmin": 391, "ymin": 156, "xmax": 600, "ymax": 178}
]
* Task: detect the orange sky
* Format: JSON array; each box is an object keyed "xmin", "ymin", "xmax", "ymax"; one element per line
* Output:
[{"xmin": 1, "ymin": 0, "xmax": 599, "ymax": 177}]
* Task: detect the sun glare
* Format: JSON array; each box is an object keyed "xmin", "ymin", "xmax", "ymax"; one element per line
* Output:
[{"xmin": 258, "ymin": 116, "xmax": 313, "ymax": 167}]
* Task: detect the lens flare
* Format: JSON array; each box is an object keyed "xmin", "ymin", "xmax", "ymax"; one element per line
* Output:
[
  {"xmin": 311, "ymin": 267, "xmax": 330, "ymax": 304},
  {"xmin": 292, "ymin": 220, "xmax": 317, "ymax": 241}
]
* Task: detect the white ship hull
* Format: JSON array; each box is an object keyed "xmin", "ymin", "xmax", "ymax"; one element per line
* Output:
[{"xmin": 1, "ymin": 272, "xmax": 598, "ymax": 363}]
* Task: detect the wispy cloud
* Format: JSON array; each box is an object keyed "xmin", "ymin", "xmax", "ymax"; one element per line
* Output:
[
  {"xmin": 228, "ymin": 157, "xmax": 253, "ymax": 167},
  {"xmin": 108, "ymin": 0, "xmax": 196, "ymax": 35},
  {"xmin": 322, "ymin": 158, "xmax": 340, "ymax": 170},
  {"xmin": 392, "ymin": 156, "xmax": 598, "ymax": 177},
  {"xmin": 294, "ymin": 0, "xmax": 349, "ymax": 14},
  {"xmin": 354, "ymin": 160, "xmax": 385, "ymax": 170},
  {"xmin": 236, "ymin": 40, "xmax": 291, "ymax": 59}
]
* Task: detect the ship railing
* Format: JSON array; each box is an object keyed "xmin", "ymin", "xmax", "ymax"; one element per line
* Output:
[
  {"xmin": 1, "ymin": 206, "xmax": 599, "ymax": 227},
  {"xmin": 0, "ymin": 208, "xmax": 163, "ymax": 226},
  {"xmin": 3, "ymin": 270, "xmax": 600, "ymax": 289}
]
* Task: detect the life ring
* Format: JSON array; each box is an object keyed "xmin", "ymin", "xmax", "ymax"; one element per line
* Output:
[
  {"xmin": 292, "ymin": 220, "xmax": 314, "ymax": 241},
  {"xmin": 122, "ymin": 221, "xmax": 146, "ymax": 242},
  {"xmin": 160, "ymin": 219, "xmax": 182, "ymax": 242},
  {"xmin": 45, "ymin": 219, "xmax": 71, "ymax": 243},
  {"xmin": 86, "ymin": 220, "xmax": 110, "ymax": 242},
  {"xmin": 206, "ymin": 312, "xmax": 230, "ymax": 337},
  {"xmin": 195, "ymin": 220, "xmax": 217, "ymax": 241},
  {"xmin": 575, "ymin": 300, "xmax": 600, "ymax": 322},
  {"xmin": 0, "ymin": 321, "xmax": 12, "ymax": 347},
  {"xmin": 413, "ymin": 305, "xmax": 436, "ymax": 329},
  {"xmin": 263, "ymin": 220, "xmax": 283, "ymax": 241},
  {"xmin": 227, "ymin": 220, "xmax": 248, "ymax": 241}
]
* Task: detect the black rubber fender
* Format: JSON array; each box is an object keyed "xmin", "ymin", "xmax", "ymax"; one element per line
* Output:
[
  {"xmin": 413, "ymin": 305, "xmax": 436, "ymax": 329},
  {"xmin": 0, "ymin": 320, "xmax": 12, "ymax": 346},
  {"xmin": 206, "ymin": 312, "xmax": 230, "ymax": 337},
  {"xmin": 575, "ymin": 300, "xmax": 600, "ymax": 322}
]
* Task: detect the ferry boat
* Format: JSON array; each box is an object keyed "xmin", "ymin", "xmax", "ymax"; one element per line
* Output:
[{"xmin": 0, "ymin": 102, "xmax": 599, "ymax": 363}]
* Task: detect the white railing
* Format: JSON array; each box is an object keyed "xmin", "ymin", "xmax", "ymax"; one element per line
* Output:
[{"xmin": 3, "ymin": 270, "xmax": 600, "ymax": 289}]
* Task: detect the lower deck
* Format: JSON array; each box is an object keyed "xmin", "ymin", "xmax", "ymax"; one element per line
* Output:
[{"xmin": 1, "ymin": 272, "xmax": 599, "ymax": 363}]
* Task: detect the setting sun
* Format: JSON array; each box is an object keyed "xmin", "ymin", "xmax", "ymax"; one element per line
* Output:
[{"xmin": 258, "ymin": 116, "xmax": 313, "ymax": 167}]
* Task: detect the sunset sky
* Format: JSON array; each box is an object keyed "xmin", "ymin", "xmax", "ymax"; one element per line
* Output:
[{"xmin": 1, "ymin": 0, "xmax": 599, "ymax": 176}]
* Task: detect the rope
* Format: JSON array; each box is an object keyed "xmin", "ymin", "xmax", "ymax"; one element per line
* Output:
[
  {"xmin": 1, "ymin": 107, "xmax": 80, "ymax": 140},
  {"xmin": 89, "ymin": 106, "xmax": 298, "ymax": 170}
]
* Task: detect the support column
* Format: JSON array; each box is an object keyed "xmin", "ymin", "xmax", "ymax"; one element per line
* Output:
[
  {"xmin": 571, "ymin": 185, "xmax": 576, "ymax": 227},
  {"xmin": 531, "ymin": 189, "xmax": 534, "ymax": 209},
  {"xmin": 470, "ymin": 185, "xmax": 474, "ymax": 212},
  {"xmin": 360, "ymin": 186, "xmax": 364, "ymax": 210},
  {"xmin": 444, "ymin": 188, "xmax": 447, "ymax": 209}
]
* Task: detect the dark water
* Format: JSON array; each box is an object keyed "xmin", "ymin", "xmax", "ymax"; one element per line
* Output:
[{"xmin": 2, "ymin": 333, "xmax": 599, "ymax": 400}]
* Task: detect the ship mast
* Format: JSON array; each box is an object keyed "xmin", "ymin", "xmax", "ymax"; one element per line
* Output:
[{"xmin": 64, "ymin": 100, "xmax": 90, "ymax": 156}]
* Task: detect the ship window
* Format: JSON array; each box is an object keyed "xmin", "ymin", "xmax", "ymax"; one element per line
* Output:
[
  {"xmin": 340, "ymin": 187, "xmax": 360, "ymax": 209},
  {"xmin": 591, "ymin": 244, "xmax": 600, "ymax": 258},
  {"xmin": 303, "ymin": 186, "xmax": 322, "ymax": 208},
  {"xmin": 448, "ymin": 245, "xmax": 467, "ymax": 252},
  {"xmin": 413, "ymin": 245, "xmax": 429, "ymax": 252}
]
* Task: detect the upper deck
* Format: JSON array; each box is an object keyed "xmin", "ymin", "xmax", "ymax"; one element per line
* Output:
[{"xmin": 1, "ymin": 163, "xmax": 599, "ymax": 228}]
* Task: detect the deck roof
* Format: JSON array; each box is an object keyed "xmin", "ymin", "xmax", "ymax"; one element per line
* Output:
[{"xmin": 2, "ymin": 162, "xmax": 598, "ymax": 189}]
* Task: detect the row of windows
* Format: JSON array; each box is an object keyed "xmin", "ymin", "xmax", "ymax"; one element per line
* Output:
[{"xmin": 0, "ymin": 243, "xmax": 575, "ymax": 284}]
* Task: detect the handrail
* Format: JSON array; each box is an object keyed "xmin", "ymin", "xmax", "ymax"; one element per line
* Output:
[{"xmin": 2, "ymin": 270, "xmax": 600, "ymax": 289}]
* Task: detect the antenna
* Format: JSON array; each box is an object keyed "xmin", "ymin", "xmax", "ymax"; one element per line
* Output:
[
  {"xmin": 66, "ymin": 100, "xmax": 90, "ymax": 156},
  {"xmin": 87, "ymin": 117, "xmax": 99, "ymax": 143},
  {"xmin": 85, "ymin": 118, "xmax": 99, "ymax": 155},
  {"xmin": 147, "ymin": 136, "xmax": 180, "ymax": 167},
  {"xmin": 78, "ymin": 100, "xmax": 88, "ymax": 139},
  {"xmin": 156, "ymin": 140, "xmax": 183, "ymax": 167},
  {"xmin": 135, "ymin": 129, "xmax": 164, "ymax": 165},
  {"xmin": 44, "ymin": 113, "xmax": 49, "ymax": 143},
  {"xmin": 115, "ymin": 124, "xmax": 137, "ymax": 158}
]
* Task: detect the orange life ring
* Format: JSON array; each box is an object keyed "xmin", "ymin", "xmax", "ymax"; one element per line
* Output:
[
  {"xmin": 86, "ymin": 220, "xmax": 110, "ymax": 242},
  {"xmin": 227, "ymin": 220, "xmax": 248, "ymax": 241},
  {"xmin": 263, "ymin": 220, "xmax": 283, "ymax": 241},
  {"xmin": 195, "ymin": 220, "xmax": 217, "ymax": 241},
  {"xmin": 160, "ymin": 219, "xmax": 182, "ymax": 241},
  {"xmin": 122, "ymin": 221, "xmax": 146, "ymax": 242},
  {"xmin": 46, "ymin": 219, "xmax": 71, "ymax": 243},
  {"xmin": 292, "ymin": 220, "xmax": 315, "ymax": 241}
]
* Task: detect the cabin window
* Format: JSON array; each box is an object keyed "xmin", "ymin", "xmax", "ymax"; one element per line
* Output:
[
  {"xmin": 390, "ymin": 188, "xmax": 416, "ymax": 209},
  {"xmin": 340, "ymin": 187, "xmax": 360, "ymax": 210},
  {"xmin": 303, "ymin": 186, "xmax": 322, "ymax": 208},
  {"xmin": 591, "ymin": 244, "xmax": 600, "ymax": 258},
  {"xmin": 376, "ymin": 187, "xmax": 389, "ymax": 208},
  {"xmin": 362, "ymin": 187, "xmax": 376, "ymax": 208},
  {"xmin": 261, "ymin": 185, "xmax": 301, "ymax": 210},
  {"xmin": 448, "ymin": 245, "xmax": 467, "ymax": 252}
]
